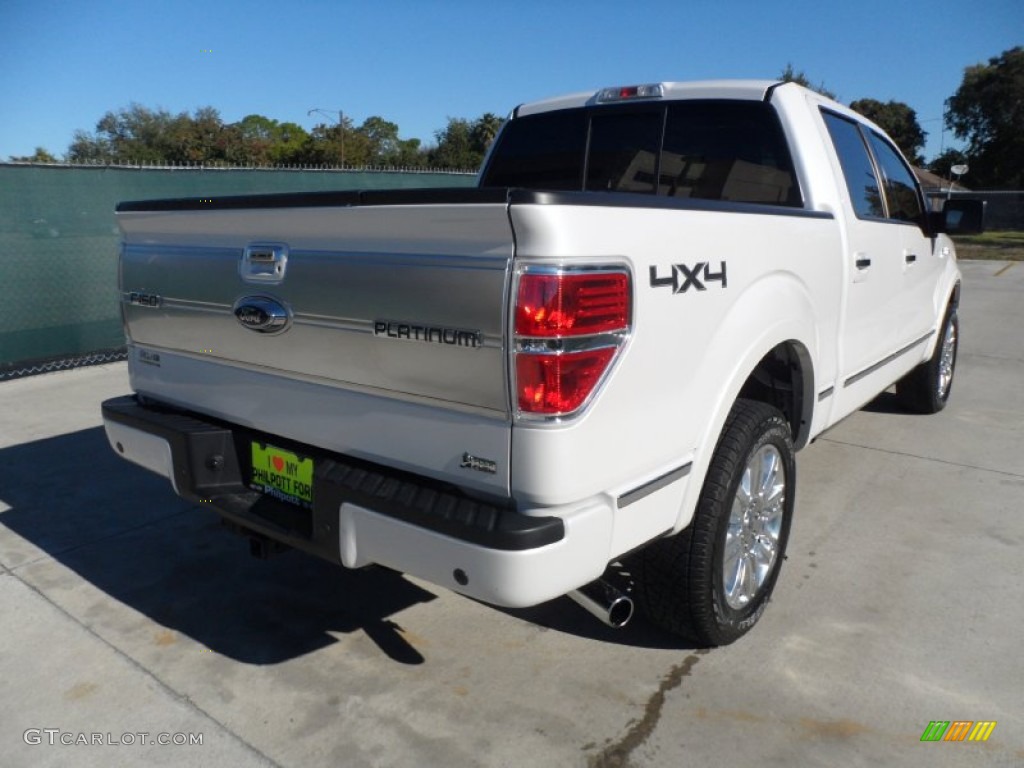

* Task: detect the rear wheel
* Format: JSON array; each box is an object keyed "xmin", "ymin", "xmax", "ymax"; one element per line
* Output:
[
  {"xmin": 896, "ymin": 305, "xmax": 958, "ymax": 414},
  {"xmin": 633, "ymin": 399, "xmax": 795, "ymax": 646}
]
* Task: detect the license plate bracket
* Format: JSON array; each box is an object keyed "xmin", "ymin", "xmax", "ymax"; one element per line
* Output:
[{"xmin": 250, "ymin": 441, "xmax": 314, "ymax": 508}]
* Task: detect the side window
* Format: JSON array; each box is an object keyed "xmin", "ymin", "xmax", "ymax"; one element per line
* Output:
[
  {"xmin": 661, "ymin": 102, "xmax": 800, "ymax": 206},
  {"xmin": 822, "ymin": 112, "xmax": 885, "ymax": 219},
  {"xmin": 585, "ymin": 111, "xmax": 662, "ymax": 194},
  {"xmin": 866, "ymin": 132, "xmax": 925, "ymax": 227}
]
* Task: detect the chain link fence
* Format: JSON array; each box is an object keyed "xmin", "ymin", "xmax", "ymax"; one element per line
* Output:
[{"xmin": 0, "ymin": 164, "xmax": 475, "ymax": 381}]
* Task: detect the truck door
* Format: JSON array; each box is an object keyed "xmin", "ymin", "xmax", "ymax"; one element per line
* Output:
[
  {"xmin": 862, "ymin": 130, "xmax": 939, "ymax": 344},
  {"xmin": 821, "ymin": 111, "xmax": 907, "ymax": 406}
]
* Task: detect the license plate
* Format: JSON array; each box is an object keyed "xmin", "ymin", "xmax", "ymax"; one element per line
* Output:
[{"xmin": 250, "ymin": 442, "xmax": 314, "ymax": 508}]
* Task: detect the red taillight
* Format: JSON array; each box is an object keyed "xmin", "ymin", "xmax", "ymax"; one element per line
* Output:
[
  {"xmin": 514, "ymin": 269, "xmax": 631, "ymax": 417},
  {"xmin": 516, "ymin": 348, "xmax": 616, "ymax": 414},
  {"xmin": 515, "ymin": 272, "xmax": 629, "ymax": 337}
]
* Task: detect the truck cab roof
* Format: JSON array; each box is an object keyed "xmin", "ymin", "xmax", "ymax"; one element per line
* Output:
[{"xmin": 514, "ymin": 80, "xmax": 785, "ymax": 118}]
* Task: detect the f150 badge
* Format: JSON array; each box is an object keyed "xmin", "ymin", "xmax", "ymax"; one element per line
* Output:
[
  {"xmin": 128, "ymin": 291, "xmax": 162, "ymax": 308},
  {"xmin": 650, "ymin": 261, "xmax": 728, "ymax": 294}
]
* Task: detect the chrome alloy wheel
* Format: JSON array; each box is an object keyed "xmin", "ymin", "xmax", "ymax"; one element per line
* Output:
[
  {"xmin": 937, "ymin": 317, "xmax": 957, "ymax": 400},
  {"xmin": 723, "ymin": 444, "xmax": 786, "ymax": 609}
]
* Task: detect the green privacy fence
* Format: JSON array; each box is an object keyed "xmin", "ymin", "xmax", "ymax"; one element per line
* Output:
[{"xmin": 0, "ymin": 164, "xmax": 475, "ymax": 380}]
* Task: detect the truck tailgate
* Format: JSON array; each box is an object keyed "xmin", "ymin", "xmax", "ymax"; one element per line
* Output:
[{"xmin": 116, "ymin": 189, "xmax": 514, "ymax": 495}]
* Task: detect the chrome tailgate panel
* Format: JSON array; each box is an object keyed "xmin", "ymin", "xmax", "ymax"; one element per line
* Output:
[
  {"xmin": 119, "ymin": 201, "xmax": 513, "ymax": 413},
  {"xmin": 116, "ymin": 194, "xmax": 514, "ymax": 495}
]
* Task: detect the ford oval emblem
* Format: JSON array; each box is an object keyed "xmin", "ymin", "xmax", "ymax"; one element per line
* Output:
[{"xmin": 233, "ymin": 296, "xmax": 292, "ymax": 334}]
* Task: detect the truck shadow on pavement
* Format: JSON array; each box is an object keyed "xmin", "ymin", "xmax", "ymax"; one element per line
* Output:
[
  {"xmin": 501, "ymin": 599, "xmax": 693, "ymax": 651},
  {"xmin": 0, "ymin": 427, "xmax": 438, "ymax": 665},
  {"xmin": 0, "ymin": 427, "xmax": 688, "ymax": 666},
  {"xmin": 859, "ymin": 391, "xmax": 908, "ymax": 414}
]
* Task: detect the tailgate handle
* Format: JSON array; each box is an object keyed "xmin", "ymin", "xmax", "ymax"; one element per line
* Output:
[{"xmin": 241, "ymin": 244, "xmax": 288, "ymax": 284}]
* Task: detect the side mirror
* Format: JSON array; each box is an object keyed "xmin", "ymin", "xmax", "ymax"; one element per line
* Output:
[{"xmin": 931, "ymin": 198, "xmax": 986, "ymax": 235}]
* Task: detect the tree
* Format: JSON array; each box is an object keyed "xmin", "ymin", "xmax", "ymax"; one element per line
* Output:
[
  {"xmin": 849, "ymin": 98, "xmax": 927, "ymax": 165},
  {"xmin": 394, "ymin": 138, "xmax": 425, "ymax": 167},
  {"xmin": 94, "ymin": 104, "xmax": 175, "ymax": 162},
  {"xmin": 173, "ymin": 106, "xmax": 228, "ymax": 164},
  {"xmin": 357, "ymin": 116, "xmax": 401, "ymax": 165},
  {"xmin": 428, "ymin": 113, "xmax": 505, "ymax": 170},
  {"xmin": 270, "ymin": 122, "xmax": 309, "ymax": 165},
  {"xmin": 233, "ymin": 115, "xmax": 309, "ymax": 165},
  {"xmin": 235, "ymin": 114, "xmax": 279, "ymax": 163},
  {"xmin": 337, "ymin": 116, "xmax": 416, "ymax": 166},
  {"xmin": 296, "ymin": 120, "xmax": 349, "ymax": 166},
  {"xmin": 8, "ymin": 147, "xmax": 59, "ymax": 163},
  {"xmin": 470, "ymin": 113, "xmax": 504, "ymax": 154},
  {"xmin": 218, "ymin": 122, "xmax": 248, "ymax": 166},
  {"xmin": 66, "ymin": 103, "xmax": 233, "ymax": 164},
  {"xmin": 62, "ymin": 103, "xmax": 487, "ymax": 169},
  {"xmin": 429, "ymin": 118, "xmax": 477, "ymax": 169},
  {"xmin": 67, "ymin": 129, "xmax": 114, "ymax": 163},
  {"xmin": 779, "ymin": 64, "xmax": 837, "ymax": 100},
  {"xmin": 945, "ymin": 46, "xmax": 1024, "ymax": 188}
]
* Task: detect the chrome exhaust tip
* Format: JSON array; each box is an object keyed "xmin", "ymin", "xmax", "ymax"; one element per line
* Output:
[{"xmin": 568, "ymin": 578, "xmax": 634, "ymax": 629}]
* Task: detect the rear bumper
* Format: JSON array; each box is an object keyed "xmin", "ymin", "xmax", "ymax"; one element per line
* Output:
[{"xmin": 101, "ymin": 395, "xmax": 615, "ymax": 607}]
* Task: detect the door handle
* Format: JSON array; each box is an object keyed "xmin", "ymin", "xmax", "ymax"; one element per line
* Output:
[
  {"xmin": 905, "ymin": 253, "xmax": 917, "ymax": 264},
  {"xmin": 241, "ymin": 243, "xmax": 288, "ymax": 284},
  {"xmin": 855, "ymin": 257, "xmax": 872, "ymax": 269}
]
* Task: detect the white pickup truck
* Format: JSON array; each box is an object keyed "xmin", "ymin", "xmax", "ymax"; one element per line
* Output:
[{"xmin": 102, "ymin": 80, "xmax": 983, "ymax": 646}]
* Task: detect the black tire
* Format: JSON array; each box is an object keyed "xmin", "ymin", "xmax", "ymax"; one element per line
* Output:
[
  {"xmin": 896, "ymin": 305, "xmax": 959, "ymax": 414},
  {"xmin": 633, "ymin": 399, "xmax": 795, "ymax": 646}
]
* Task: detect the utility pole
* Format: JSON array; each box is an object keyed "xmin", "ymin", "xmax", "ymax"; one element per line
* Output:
[{"xmin": 308, "ymin": 108, "xmax": 344, "ymax": 166}]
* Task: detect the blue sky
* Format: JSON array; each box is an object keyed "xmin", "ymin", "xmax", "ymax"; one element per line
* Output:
[{"xmin": 1, "ymin": 0, "xmax": 1020, "ymax": 163}]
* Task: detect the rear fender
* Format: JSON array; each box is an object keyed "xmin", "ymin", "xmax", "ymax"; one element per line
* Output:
[
  {"xmin": 672, "ymin": 273, "xmax": 818, "ymax": 534},
  {"xmin": 917, "ymin": 255, "xmax": 962, "ymax": 363}
]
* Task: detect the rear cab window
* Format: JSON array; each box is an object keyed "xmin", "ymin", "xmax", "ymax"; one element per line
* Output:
[
  {"xmin": 482, "ymin": 100, "xmax": 803, "ymax": 207},
  {"xmin": 482, "ymin": 110, "xmax": 587, "ymax": 191}
]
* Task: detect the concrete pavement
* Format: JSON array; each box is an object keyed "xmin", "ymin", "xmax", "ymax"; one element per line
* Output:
[{"xmin": 1, "ymin": 260, "xmax": 1021, "ymax": 767}]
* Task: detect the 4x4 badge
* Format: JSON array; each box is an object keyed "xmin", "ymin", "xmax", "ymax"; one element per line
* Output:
[{"xmin": 650, "ymin": 261, "xmax": 727, "ymax": 293}]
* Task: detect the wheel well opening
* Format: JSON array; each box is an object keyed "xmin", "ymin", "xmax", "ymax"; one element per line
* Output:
[{"xmin": 737, "ymin": 342, "xmax": 811, "ymax": 448}]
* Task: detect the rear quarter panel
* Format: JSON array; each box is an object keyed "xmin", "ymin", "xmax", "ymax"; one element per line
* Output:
[{"xmin": 509, "ymin": 200, "xmax": 842, "ymax": 554}]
